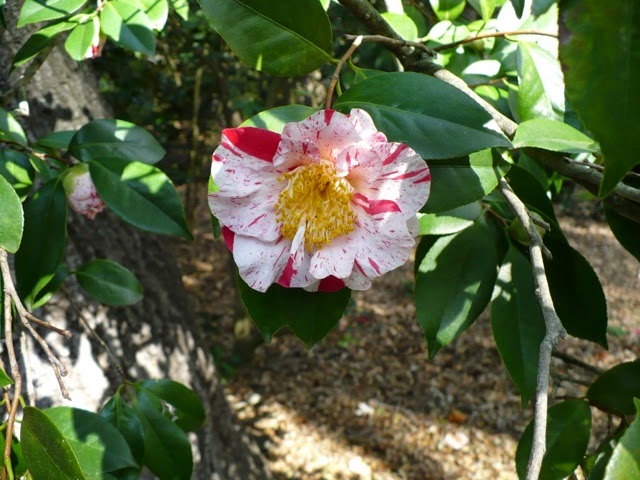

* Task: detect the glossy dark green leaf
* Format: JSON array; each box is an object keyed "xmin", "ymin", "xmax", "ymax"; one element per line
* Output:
[
  {"xmin": 169, "ymin": 0, "xmax": 188, "ymax": 20},
  {"xmin": 239, "ymin": 277, "xmax": 351, "ymax": 347},
  {"xmin": 138, "ymin": 380, "xmax": 205, "ymax": 431},
  {"xmin": 491, "ymin": 245, "xmax": 545, "ymax": 408},
  {"xmin": 35, "ymin": 130, "xmax": 76, "ymax": 150},
  {"xmin": 11, "ymin": 20, "xmax": 77, "ymax": 69},
  {"xmin": 0, "ymin": 171, "xmax": 24, "ymax": 253},
  {"xmin": 17, "ymin": 0, "xmax": 85, "ymax": 27},
  {"xmin": 69, "ymin": 119, "xmax": 165, "ymax": 164},
  {"xmin": 14, "ymin": 180, "xmax": 67, "ymax": 305},
  {"xmin": 415, "ymin": 217, "xmax": 499, "ymax": 358},
  {"xmin": 0, "ymin": 149, "xmax": 34, "ymax": 198},
  {"xmin": 513, "ymin": 119, "xmax": 598, "ymax": 154},
  {"xmin": 64, "ymin": 20, "xmax": 96, "ymax": 61},
  {"xmin": 429, "ymin": 0, "xmax": 466, "ymax": 21},
  {"xmin": 516, "ymin": 41, "xmax": 565, "ymax": 122},
  {"xmin": 516, "ymin": 399, "xmax": 592, "ymax": 480},
  {"xmin": 419, "ymin": 202, "xmax": 482, "ymax": 235},
  {"xmin": 90, "ymin": 158, "xmax": 192, "ymax": 239},
  {"xmin": 100, "ymin": 0, "xmax": 155, "ymax": 56},
  {"xmin": 506, "ymin": 164, "xmax": 558, "ymax": 223},
  {"xmin": 137, "ymin": 0, "xmax": 169, "ymax": 30},
  {"xmin": 32, "ymin": 263, "xmax": 69, "ymax": 308},
  {"xmin": 545, "ymin": 235, "xmax": 608, "ymax": 348},
  {"xmin": 0, "ymin": 365, "xmax": 13, "ymax": 388},
  {"xmin": 587, "ymin": 362, "xmax": 640, "ymax": 416},
  {"xmin": 240, "ymin": 105, "xmax": 317, "ymax": 133},
  {"xmin": 560, "ymin": 0, "xmax": 640, "ymax": 196},
  {"xmin": 381, "ymin": 12, "xmax": 418, "ymax": 41},
  {"xmin": 0, "ymin": 431, "xmax": 27, "ymax": 478},
  {"xmin": 75, "ymin": 259, "xmax": 143, "ymax": 306},
  {"xmin": 604, "ymin": 205, "xmax": 640, "ymax": 263},
  {"xmin": 0, "ymin": 107, "xmax": 27, "ymax": 145},
  {"xmin": 604, "ymin": 398, "xmax": 640, "ymax": 479},
  {"xmin": 334, "ymin": 72, "xmax": 512, "ymax": 159},
  {"xmin": 425, "ymin": 149, "xmax": 510, "ymax": 213},
  {"xmin": 100, "ymin": 395, "xmax": 145, "ymax": 464},
  {"xmin": 21, "ymin": 406, "xmax": 87, "ymax": 480},
  {"xmin": 134, "ymin": 392, "xmax": 193, "ymax": 480},
  {"xmin": 44, "ymin": 407, "xmax": 138, "ymax": 477},
  {"xmin": 510, "ymin": 0, "xmax": 525, "ymax": 17},
  {"xmin": 199, "ymin": 0, "xmax": 332, "ymax": 76}
]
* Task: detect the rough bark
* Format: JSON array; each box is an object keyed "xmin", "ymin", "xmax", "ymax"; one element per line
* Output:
[{"xmin": 1, "ymin": 3, "xmax": 270, "ymax": 479}]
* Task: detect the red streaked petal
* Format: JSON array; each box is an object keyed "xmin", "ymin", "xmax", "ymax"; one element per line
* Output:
[{"xmin": 222, "ymin": 127, "xmax": 281, "ymax": 162}]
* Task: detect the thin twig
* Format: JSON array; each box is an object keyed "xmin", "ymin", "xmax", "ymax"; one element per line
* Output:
[
  {"xmin": 565, "ymin": 158, "xmax": 640, "ymax": 181},
  {"xmin": 345, "ymin": 34, "xmax": 436, "ymax": 57},
  {"xmin": 26, "ymin": 312, "xmax": 73, "ymax": 338},
  {"xmin": 62, "ymin": 286, "xmax": 126, "ymax": 382},
  {"xmin": 552, "ymin": 350, "xmax": 603, "ymax": 375},
  {"xmin": 433, "ymin": 30, "xmax": 558, "ymax": 52},
  {"xmin": 326, "ymin": 36, "xmax": 364, "ymax": 110},
  {"xmin": 551, "ymin": 372, "xmax": 593, "ymax": 387},
  {"xmin": 0, "ymin": 251, "xmax": 23, "ymax": 480},
  {"xmin": 498, "ymin": 179, "xmax": 566, "ymax": 480}
]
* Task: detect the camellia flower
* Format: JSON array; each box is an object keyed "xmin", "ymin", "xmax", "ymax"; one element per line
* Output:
[
  {"xmin": 62, "ymin": 163, "xmax": 106, "ymax": 220},
  {"xmin": 209, "ymin": 109, "xmax": 430, "ymax": 292}
]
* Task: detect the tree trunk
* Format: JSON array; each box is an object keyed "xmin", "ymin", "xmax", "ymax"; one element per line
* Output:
[{"xmin": 1, "ymin": 4, "xmax": 270, "ymax": 479}]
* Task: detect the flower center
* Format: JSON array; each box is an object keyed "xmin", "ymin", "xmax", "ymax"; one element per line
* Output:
[{"xmin": 275, "ymin": 160, "xmax": 356, "ymax": 252}]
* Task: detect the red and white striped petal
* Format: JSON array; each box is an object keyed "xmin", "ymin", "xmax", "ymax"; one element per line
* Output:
[
  {"xmin": 348, "ymin": 108, "xmax": 387, "ymax": 144},
  {"xmin": 232, "ymin": 234, "xmax": 291, "ymax": 293}
]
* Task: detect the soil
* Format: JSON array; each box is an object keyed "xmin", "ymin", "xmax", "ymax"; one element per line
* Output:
[{"xmin": 176, "ymin": 187, "xmax": 639, "ymax": 480}]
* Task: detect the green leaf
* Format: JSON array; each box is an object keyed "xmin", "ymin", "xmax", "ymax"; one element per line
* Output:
[
  {"xmin": 238, "ymin": 277, "xmax": 351, "ymax": 347},
  {"xmin": 418, "ymin": 202, "xmax": 482, "ymax": 235},
  {"xmin": 0, "ymin": 366, "xmax": 13, "ymax": 388},
  {"xmin": 90, "ymin": 158, "xmax": 192, "ymax": 239},
  {"xmin": 137, "ymin": 0, "xmax": 169, "ymax": 30},
  {"xmin": 381, "ymin": 12, "xmax": 418, "ymax": 41},
  {"xmin": 604, "ymin": 205, "xmax": 640, "ymax": 263},
  {"xmin": 513, "ymin": 118, "xmax": 598, "ymax": 154},
  {"xmin": 240, "ymin": 105, "xmax": 317, "ymax": 133},
  {"xmin": 545, "ymin": 235, "xmax": 608, "ymax": 348},
  {"xmin": 133, "ymin": 392, "xmax": 193, "ymax": 480},
  {"xmin": 587, "ymin": 362, "xmax": 640, "ymax": 416},
  {"xmin": 198, "ymin": 0, "xmax": 333, "ymax": 76},
  {"xmin": 491, "ymin": 245, "xmax": 545, "ymax": 408},
  {"xmin": 0, "ymin": 148, "xmax": 36, "ymax": 200},
  {"xmin": 17, "ymin": 0, "xmax": 86, "ymax": 27},
  {"xmin": 100, "ymin": 0, "xmax": 155, "ymax": 56},
  {"xmin": 506, "ymin": 164, "xmax": 557, "ymax": 223},
  {"xmin": 0, "ymin": 170, "xmax": 24, "ymax": 253},
  {"xmin": 100, "ymin": 395, "xmax": 145, "ymax": 464},
  {"xmin": 169, "ymin": 0, "xmax": 188, "ymax": 20},
  {"xmin": 334, "ymin": 72, "xmax": 512, "ymax": 160},
  {"xmin": 516, "ymin": 41, "xmax": 565, "ymax": 122},
  {"xmin": 559, "ymin": 0, "xmax": 640, "ymax": 196},
  {"xmin": 516, "ymin": 399, "xmax": 592, "ymax": 480},
  {"xmin": 429, "ymin": 0, "xmax": 466, "ymax": 21},
  {"xmin": 35, "ymin": 130, "xmax": 76, "ymax": 150},
  {"xmin": 510, "ymin": 0, "xmax": 525, "ymax": 17},
  {"xmin": 426, "ymin": 149, "xmax": 510, "ymax": 213},
  {"xmin": 64, "ymin": 20, "xmax": 96, "ymax": 61},
  {"xmin": 604, "ymin": 398, "xmax": 640, "ymax": 479},
  {"xmin": 32, "ymin": 263, "xmax": 70, "ymax": 308},
  {"xmin": 44, "ymin": 407, "xmax": 138, "ymax": 477},
  {"xmin": 11, "ymin": 20, "xmax": 77, "ymax": 69},
  {"xmin": 21, "ymin": 406, "xmax": 87, "ymax": 480},
  {"xmin": 14, "ymin": 180, "xmax": 67, "ymax": 305},
  {"xmin": 0, "ymin": 108, "xmax": 27, "ymax": 145},
  {"xmin": 415, "ymin": 217, "xmax": 499, "ymax": 358},
  {"xmin": 75, "ymin": 259, "xmax": 143, "ymax": 306},
  {"xmin": 69, "ymin": 119, "xmax": 165, "ymax": 164},
  {"xmin": 137, "ymin": 380, "xmax": 205, "ymax": 431},
  {"xmin": 468, "ymin": 0, "xmax": 498, "ymax": 20}
]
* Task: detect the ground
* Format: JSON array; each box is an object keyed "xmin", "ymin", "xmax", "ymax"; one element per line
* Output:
[{"xmin": 176, "ymin": 188, "xmax": 639, "ymax": 480}]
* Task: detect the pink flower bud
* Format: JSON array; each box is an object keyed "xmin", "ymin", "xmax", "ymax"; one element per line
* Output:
[
  {"xmin": 84, "ymin": 17, "xmax": 107, "ymax": 59},
  {"xmin": 63, "ymin": 163, "xmax": 106, "ymax": 220}
]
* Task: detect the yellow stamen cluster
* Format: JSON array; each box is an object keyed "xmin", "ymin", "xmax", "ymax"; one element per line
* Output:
[{"xmin": 275, "ymin": 160, "xmax": 356, "ymax": 252}]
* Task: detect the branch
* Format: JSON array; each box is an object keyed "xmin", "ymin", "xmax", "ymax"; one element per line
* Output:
[
  {"xmin": 498, "ymin": 180, "xmax": 566, "ymax": 480},
  {"xmin": 552, "ymin": 350, "xmax": 603, "ymax": 375},
  {"xmin": 433, "ymin": 30, "xmax": 558, "ymax": 52},
  {"xmin": 326, "ymin": 35, "xmax": 363, "ymax": 109},
  {"xmin": 344, "ymin": 34, "xmax": 435, "ymax": 57}
]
